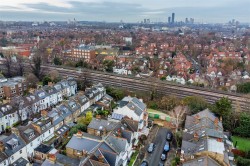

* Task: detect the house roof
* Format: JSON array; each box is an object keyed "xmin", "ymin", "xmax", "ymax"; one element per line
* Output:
[
  {"xmin": 34, "ymin": 144, "xmax": 53, "ymax": 154},
  {"xmin": 105, "ymin": 136, "xmax": 127, "ymax": 153},
  {"xmin": 183, "ymin": 156, "xmax": 221, "ymax": 166},
  {"xmin": 118, "ymin": 97, "xmax": 146, "ymax": 116},
  {"xmin": 41, "ymin": 153, "xmax": 80, "ymax": 166},
  {"xmin": 88, "ymin": 118, "xmax": 118, "ymax": 132},
  {"xmin": 121, "ymin": 118, "xmax": 139, "ymax": 132},
  {"xmin": 0, "ymin": 104, "xmax": 16, "ymax": 116},
  {"xmin": 0, "ymin": 134, "xmax": 26, "ymax": 157},
  {"xmin": 66, "ymin": 135, "xmax": 101, "ymax": 152},
  {"xmin": 0, "ymin": 152, "xmax": 8, "ymax": 163},
  {"xmin": 16, "ymin": 124, "xmax": 40, "ymax": 144},
  {"xmin": 10, "ymin": 157, "xmax": 29, "ymax": 166}
]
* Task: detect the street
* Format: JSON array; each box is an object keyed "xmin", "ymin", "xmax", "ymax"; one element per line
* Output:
[{"xmin": 146, "ymin": 128, "xmax": 168, "ymax": 166}]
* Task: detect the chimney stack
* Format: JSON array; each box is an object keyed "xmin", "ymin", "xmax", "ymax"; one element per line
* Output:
[
  {"xmin": 11, "ymin": 127, "xmax": 20, "ymax": 137},
  {"xmin": 96, "ymin": 115, "xmax": 101, "ymax": 119},
  {"xmin": 75, "ymin": 130, "xmax": 83, "ymax": 138},
  {"xmin": 194, "ymin": 132, "xmax": 199, "ymax": 141},
  {"xmin": 98, "ymin": 155, "xmax": 105, "ymax": 163},
  {"xmin": 214, "ymin": 118, "xmax": 219, "ymax": 126},
  {"xmin": 0, "ymin": 142, "xmax": 5, "ymax": 152},
  {"xmin": 47, "ymin": 154, "xmax": 56, "ymax": 163},
  {"xmin": 41, "ymin": 110, "xmax": 48, "ymax": 118},
  {"xmin": 117, "ymin": 128, "xmax": 122, "ymax": 137},
  {"xmin": 195, "ymin": 115, "xmax": 200, "ymax": 124}
]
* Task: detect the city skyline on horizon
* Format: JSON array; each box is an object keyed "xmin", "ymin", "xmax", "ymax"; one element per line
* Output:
[{"xmin": 0, "ymin": 0, "xmax": 250, "ymax": 23}]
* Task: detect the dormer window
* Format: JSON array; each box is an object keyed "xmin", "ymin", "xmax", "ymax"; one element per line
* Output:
[
  {"xmin": 29, "ymin": 132, "xmax": 35, "ymax": 139},
  {"xmin": 7, "ymin": 138, "xmax": 19, "ymax": 150}
]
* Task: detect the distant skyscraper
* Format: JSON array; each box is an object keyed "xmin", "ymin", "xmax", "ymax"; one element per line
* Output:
[
  {"xmin": 144, "ymin": 19, "xmax": 147, "ymax": 24},
  {"xmin": 185, "ymin": 18, "xmax": 189, "ymax": 24},
  {"xmin": 172, "ymin": 13, "xmax": 175, "ymax": 23},
  {"xmin": 190, "ymin": 18, "xmax": 194, "ymax": 24},
  {"xmin": 168, "ymin": 17, "xmax": 171, "ymax": 24}
]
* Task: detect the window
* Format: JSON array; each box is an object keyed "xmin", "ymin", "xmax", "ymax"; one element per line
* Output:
[
  {"xmin": 20, "ymin": 150, "xmax": 22, "ymax": 154},
  {"xmin": 49, "ymin": 130, "xmax": 50, "ymax": 133},
  {"xmin": 4, "ymin": 161, "xmax": 6, "ymax": 165},
  {"xmin": 11, "ymin": 156, "xmax": 14, "ymax": 160},
  {"xmin": 30, "ymin": 142, "xmax": 33, "ymax": 147}
]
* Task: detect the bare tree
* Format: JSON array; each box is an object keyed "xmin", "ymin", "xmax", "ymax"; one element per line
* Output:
[
  {"xmin": 48, "ymin": 70, "xmax": 61, "ymax": 82},
  {"xmin": 3, "ymin": 54, "xmax": 12, "ymax": 77},
  {"xmin": 15, "ymin": 55, "xmax": 25, "ymax": 76},
  {"xmin": 25, "ymin": 73, "xmax": 39, "ymax": 88},
  {"xmin": 169, "ymin": 105, "xmax": 187, "ymax": 132},
  {"xmin": 30, "ymin": 53, "xmax": 43, "ymax": 80}
]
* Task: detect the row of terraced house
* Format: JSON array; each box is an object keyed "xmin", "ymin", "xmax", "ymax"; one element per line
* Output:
[{"xmin": 0, "ymin": 77, "xmax": 111, "ymax": 166}]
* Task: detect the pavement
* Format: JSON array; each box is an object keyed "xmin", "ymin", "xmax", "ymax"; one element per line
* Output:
[
  {"xmin": 135, "ymin": 125, "xmax": 159, "ymax": 166},
  {"xmin": 146, "ymin": 127, "xmax": 168, "ymax": 166}
]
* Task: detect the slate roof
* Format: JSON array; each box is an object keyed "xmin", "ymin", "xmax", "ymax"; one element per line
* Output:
[
  {"xmin": 48, "ymin": 109, "xmax": 63, "ymax": 127},
  {"xmin": 118, "ymin": 97, "xmax": 146, "ymax": 116},
  {"xmin": 34, "ymin": 89, "xmax": 48, "ymax": 99},
  {"xmin": 121, "ymin": 118, "xmax": 139, "ymax": 132},
  {"xmin": 183, "ymin": 156, "xmax": 221, "ymax": 166},
  {"xmin": 99, "ymin": 149, "xmax": 117, "ymax": 166},
  {"xmin": 105, "ymin": 136, "xmax": 127, "ymax": 153},
  {"xmin": 0, "ymin": 134, "xmax": 26, "ymax": 157},
  {"xmin": 76, "ymin": 95, "xmax": 89, "ymax": 106},
  {"xmin": 60, "ymin": 80, "xmax": 69, "ymax": 88},
  {"xmin": 16, "ymin": 124, "xmax": 40, "ymax": 144},
  {"xmin": 67, "ymin": 100, "xmax": 81, "ymax": 113},
  {"xmin": 88, "ymin": 118, "xmax": 118, "ymax": 132},
  {"xmin": 66, "ymin": 135, "xmax": 101, "ymax": 152},
  {"xmin": 53, "ymin": 83, "xmax": 62, "ymax": 92},
  {"xmin": 57, "ymin": 104, "xmax": 72, "ymax": 119},
  {"xmin": 34, "ymin": 144, "xmax": 53, "ymax": 154},
  {"xmin": 41, "ymin": 153, "xmax": 80, "ymax": 166},
  {"xmin": 42, "ymin": 86, "xmax": 57, "ymax": 95},
  {"xmin": 181, "ymin": 109, "xmax": 230, "ymax": 165},
  {"xmin": 55, "ymin": 125, "xmax": 69, "ymax": 136},
  {"xmin": 33, "ymin": 117, "xmax": 52, "ymax": 133},
  {"xmin": 0, "ymin": 152, "xmax": 8, "ymax": 163},
  {"xmin": 10, "ymin": 157, "xmax": 29, "ymax": 166}
]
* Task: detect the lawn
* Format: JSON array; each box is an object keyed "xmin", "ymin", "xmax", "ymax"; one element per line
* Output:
[
  {"xmin": 232, "ymin": 136, "xmax": 250, "ymax": 152},
  {"xmin": 128, "ymin": 151, "xmax": 139, "ymax": 166}
]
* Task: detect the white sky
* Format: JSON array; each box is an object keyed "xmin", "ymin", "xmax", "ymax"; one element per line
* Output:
[{"xmin": 1, "ymin": 0, "xmax": 250, "ymax": 23}]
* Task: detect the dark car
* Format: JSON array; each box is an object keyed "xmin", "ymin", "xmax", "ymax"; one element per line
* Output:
[
  {"xmin": 147, "ymin": 143, "xmax": 155, "ymax": 153},
  {"xmin": 140, "ymin": 161, "xmax": 148, "ymax": 166},
  {"xmin": 166, "ymin": 131, "xmax": 173, "ymax": 141},
  {"xmin": 161, "ymin": 153, "xmax": 167, "ymax": 161}
]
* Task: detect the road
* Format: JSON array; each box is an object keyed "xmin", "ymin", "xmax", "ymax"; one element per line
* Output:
[{"xmin": 146, "ymin": 128, "xmax": 168, "ymax": 166}]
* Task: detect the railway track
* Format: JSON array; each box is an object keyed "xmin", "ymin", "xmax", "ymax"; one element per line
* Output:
[
  {"xmin": 1, "ymin": 63, "xmax": 249, "ymax": 111},
  {"xmin": 42, "ymin": 65, "xmax": 250, "ymax": 111}
]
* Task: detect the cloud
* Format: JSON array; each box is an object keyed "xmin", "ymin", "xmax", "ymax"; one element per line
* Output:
[{"xmin": 0, "ymin": 0, "xmax": 249, "ymax": 23}]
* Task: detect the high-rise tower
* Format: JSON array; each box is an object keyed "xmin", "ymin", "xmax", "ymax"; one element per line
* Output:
[{"xmin": 172, "ymin": 13, "xmax": 175, "ymax": 23}]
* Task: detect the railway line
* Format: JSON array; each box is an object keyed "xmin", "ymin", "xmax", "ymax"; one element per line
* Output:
[
  {"xmin": 42, "ymin": 65, "xmax": 250, "ymax": 111},
  {"xmin": 1, "ymin": 63, "xmax": 249, "ymax": 111}
]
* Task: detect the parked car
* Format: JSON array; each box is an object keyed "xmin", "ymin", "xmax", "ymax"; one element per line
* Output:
[
  {"xmin": 140, "ymin": 161, "xmax": 148, "ymax": 166},
  {"xmin": 166, "ymin": 131, "xmax": 173, "ymax": 141},
  {"xmin": 164, "ymin": 141, "xmax": 170, "ymax": 152},
  {"xmin": 148, "ymin": 143, "xmax": 155, "ymax": 153},
  {"xmin": 161, "ymin": 153, "xmax": 167, "ymax": 161},
  {"xmin": 158, "ymin": 162, "xmax": 164, "ymax": 166}
]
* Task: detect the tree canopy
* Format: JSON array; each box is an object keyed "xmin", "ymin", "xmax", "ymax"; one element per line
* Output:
[
  {"xmin": 237, "ymin": 82, "xmax": 250, "ymax": 94},
  {"xmin": 234, "ymin": 113, "xmax": 250, "ymax": 137},
  {"xmin": 183, "ymin": 96, "xmax": 209, "ymax": 114}
]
